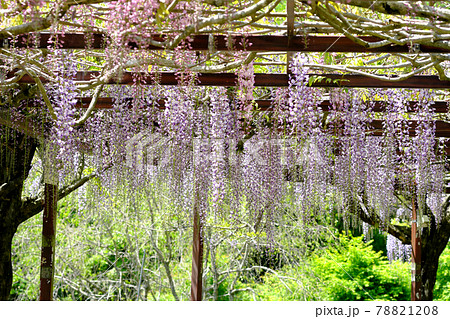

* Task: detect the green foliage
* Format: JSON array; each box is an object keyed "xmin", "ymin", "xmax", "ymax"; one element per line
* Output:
[
  {"xmin": 310, "ymin": 234, "xmax": 410, "ymax": 301},
  {"xmin": 58, "ymin": 201, "xmax": 81, "ymax": 228},
  {"xmin": 12, "ymin": 180, "xmax": 416, "ymax": 302},
  {"xmin": 332, "ymin": 213, "xmax": 387, "ymax": 255},
  {"xmin": 85, "ymin": 255, "xmax": 110, "ymax": 274},
  {"xmin": 204, "ymin": 275, "xmax": 235, "ymax": 301},
  {"xmin": 245, "ymin": 246, "xmax": 284, "ymax": 282},
  {"xmin": 10, "ymin": 212, "xmax": 41, "ymax": 301},
  {"xmin": 9, "ymin": 277, "xmax": 29, "ymax": 301},
  {"xmin": 247, "ymin": 265, "xmax": 321, "ymax": 301},
  {"xmin": 274, "ymin": 0, "xmax": 286, "ymax": 13},
  {"xmin": 434, "ymin": 243, "xmax": 450, "ymax": 301}
]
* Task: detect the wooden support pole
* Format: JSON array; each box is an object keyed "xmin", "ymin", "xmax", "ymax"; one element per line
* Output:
[
  {"xmin": 411, "ymin": 194, "xmax": 422, "ymax": 301},
  {"xmin": 286, "ymin": 0, "xmax": 295, "ymax": 74},
  {"xmin": 39, "ymin": 183, "xmax": 58, "ymax": 301},
  {"xmin": 190, "ymin": 194, "xmax": 203, "ymax": 301}
]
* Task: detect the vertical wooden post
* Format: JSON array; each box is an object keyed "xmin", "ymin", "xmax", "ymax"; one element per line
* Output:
[
  {"xmin": 411, "ymin": 194, "xmax": 422, "ymax": 301},
  {"xmin": 39, "ymin": 183, "xmax": 58, "ymax": 300},
  {"xmin": 287, "ymin": 0, "xmax": 295, "ymax": 39},
  {"xmin": 190, "ymin": 193, "xmax": 203, "ymax": 301},
  {"xmin": 40, "ymin": 142, "xmax": 58, "ymax": 301},
  {"xmin": 286, "ymin": 0, "xmax": 295, "ymax": 74}
]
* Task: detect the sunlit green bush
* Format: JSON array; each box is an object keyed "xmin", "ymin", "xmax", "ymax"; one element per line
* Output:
[
  {"xmin": 434, "ymin": 244, "xmax": 450, "ymax": 301},
  {"xmin": 310, "ymin": 234, "xmax": 410, "ymax": 301}
]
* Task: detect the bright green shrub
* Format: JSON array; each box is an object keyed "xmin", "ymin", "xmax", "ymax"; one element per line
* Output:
[
  {"xmin": 311, "ymin": 234, "xmax": 410, "ymax": 301},
  {"xmin": 434, "ymin": 244, "xmax": 450, "ymax": 301},
  {"xmin": 249, "ymin": 265, "xmax": 321, "ymax": 301}
]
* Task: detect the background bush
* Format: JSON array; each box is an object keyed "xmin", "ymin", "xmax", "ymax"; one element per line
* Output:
[
  {"xmin": 434, "ymin": 243, "xmax": 450, "ymax": 301},
  {"xmin": 310, "ymin": 234, "xmax": 410, "ymax": 301}
]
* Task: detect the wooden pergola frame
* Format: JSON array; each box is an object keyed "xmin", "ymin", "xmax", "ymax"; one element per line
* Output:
[
  {"xmin": 10, "ymin": 33, "xmax": 450, "ymax": 54},
  {"xmin": 7, "ymin": 4, "xmax": 445, "ymax": 301},
  {"xmin": 15, "ymin": 71, "xmax": 450, "ymax": 88}
]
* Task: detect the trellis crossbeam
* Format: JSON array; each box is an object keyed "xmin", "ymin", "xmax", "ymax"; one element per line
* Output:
[
  {"xmin": 9, "ymin": 33, "xmax": 450, "ymax": 53},
  {"xmin": 76, "ymin": 97, "xmax": 450, "ymax": 113},
  {"xmin": 15, "ymin": 72, "xmax": 450, "ymax": 89}
]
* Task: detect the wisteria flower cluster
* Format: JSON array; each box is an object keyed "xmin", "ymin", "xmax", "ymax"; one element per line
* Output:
[{"xmin": 9, "ymin": 53, "xmax": 444, "ymax": 257}]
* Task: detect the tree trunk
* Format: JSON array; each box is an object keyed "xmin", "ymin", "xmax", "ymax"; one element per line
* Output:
[
  {"xmin": 0, "ymin": 128, "xmax": 37, "ymax": 300},
  {"xmin": 419, "ymin": 221, "xmax": 450, "ymax": 301},
  {"xmin": 0, "ymin": 227, "xmax": 16, "ymax": 300},
  {"xmin": 420, "ymin": 249, "xmax": 440, "ymax": 301},
  {"xmin": 356, "ymin": 195, "xmax": 450, "ymax": 301}
]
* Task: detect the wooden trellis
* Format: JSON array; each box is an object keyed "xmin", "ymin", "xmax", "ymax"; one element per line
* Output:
[
  {"xmin": 9, "ymin": 20, "xmax": 448, "ymax": 300},
  {"xmin": 15, "ymin": 71, "xmax": 450, "ymax": 89},
  {"xmin": 9, "ymin": 33, "xmax": 450, "ymax": 54}
]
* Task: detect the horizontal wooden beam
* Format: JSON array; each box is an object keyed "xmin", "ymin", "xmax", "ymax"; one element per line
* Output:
[
  {"xmin": 76, "ymin": 97, "xmax": 449, "ymax": 113},
  {"xmin": 10, "ymin": 33, "xmax": 450, "ymax": 53},
  {"xmin": 74, "ymin": 98, "xmax": 450, "ymax": 139},
  {"xmin": 370, "ymin": 120, "xmax": 450, "ymax": 138},
  {"xmin": 15, "ymin": 72, "xmax": 450, "ymax": 88}
]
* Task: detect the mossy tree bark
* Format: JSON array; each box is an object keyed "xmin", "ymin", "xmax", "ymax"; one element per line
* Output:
[
  {"xmin": 419, "ymin": 212, "xmax": 450, "ymax": 301},
  {"xmin": 356, "ymin": 195, "xmax": 450, "ymax": 301},
  {"xmin": 0, "ymin": 128, "xmax": 37, "ymax": 300}
]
